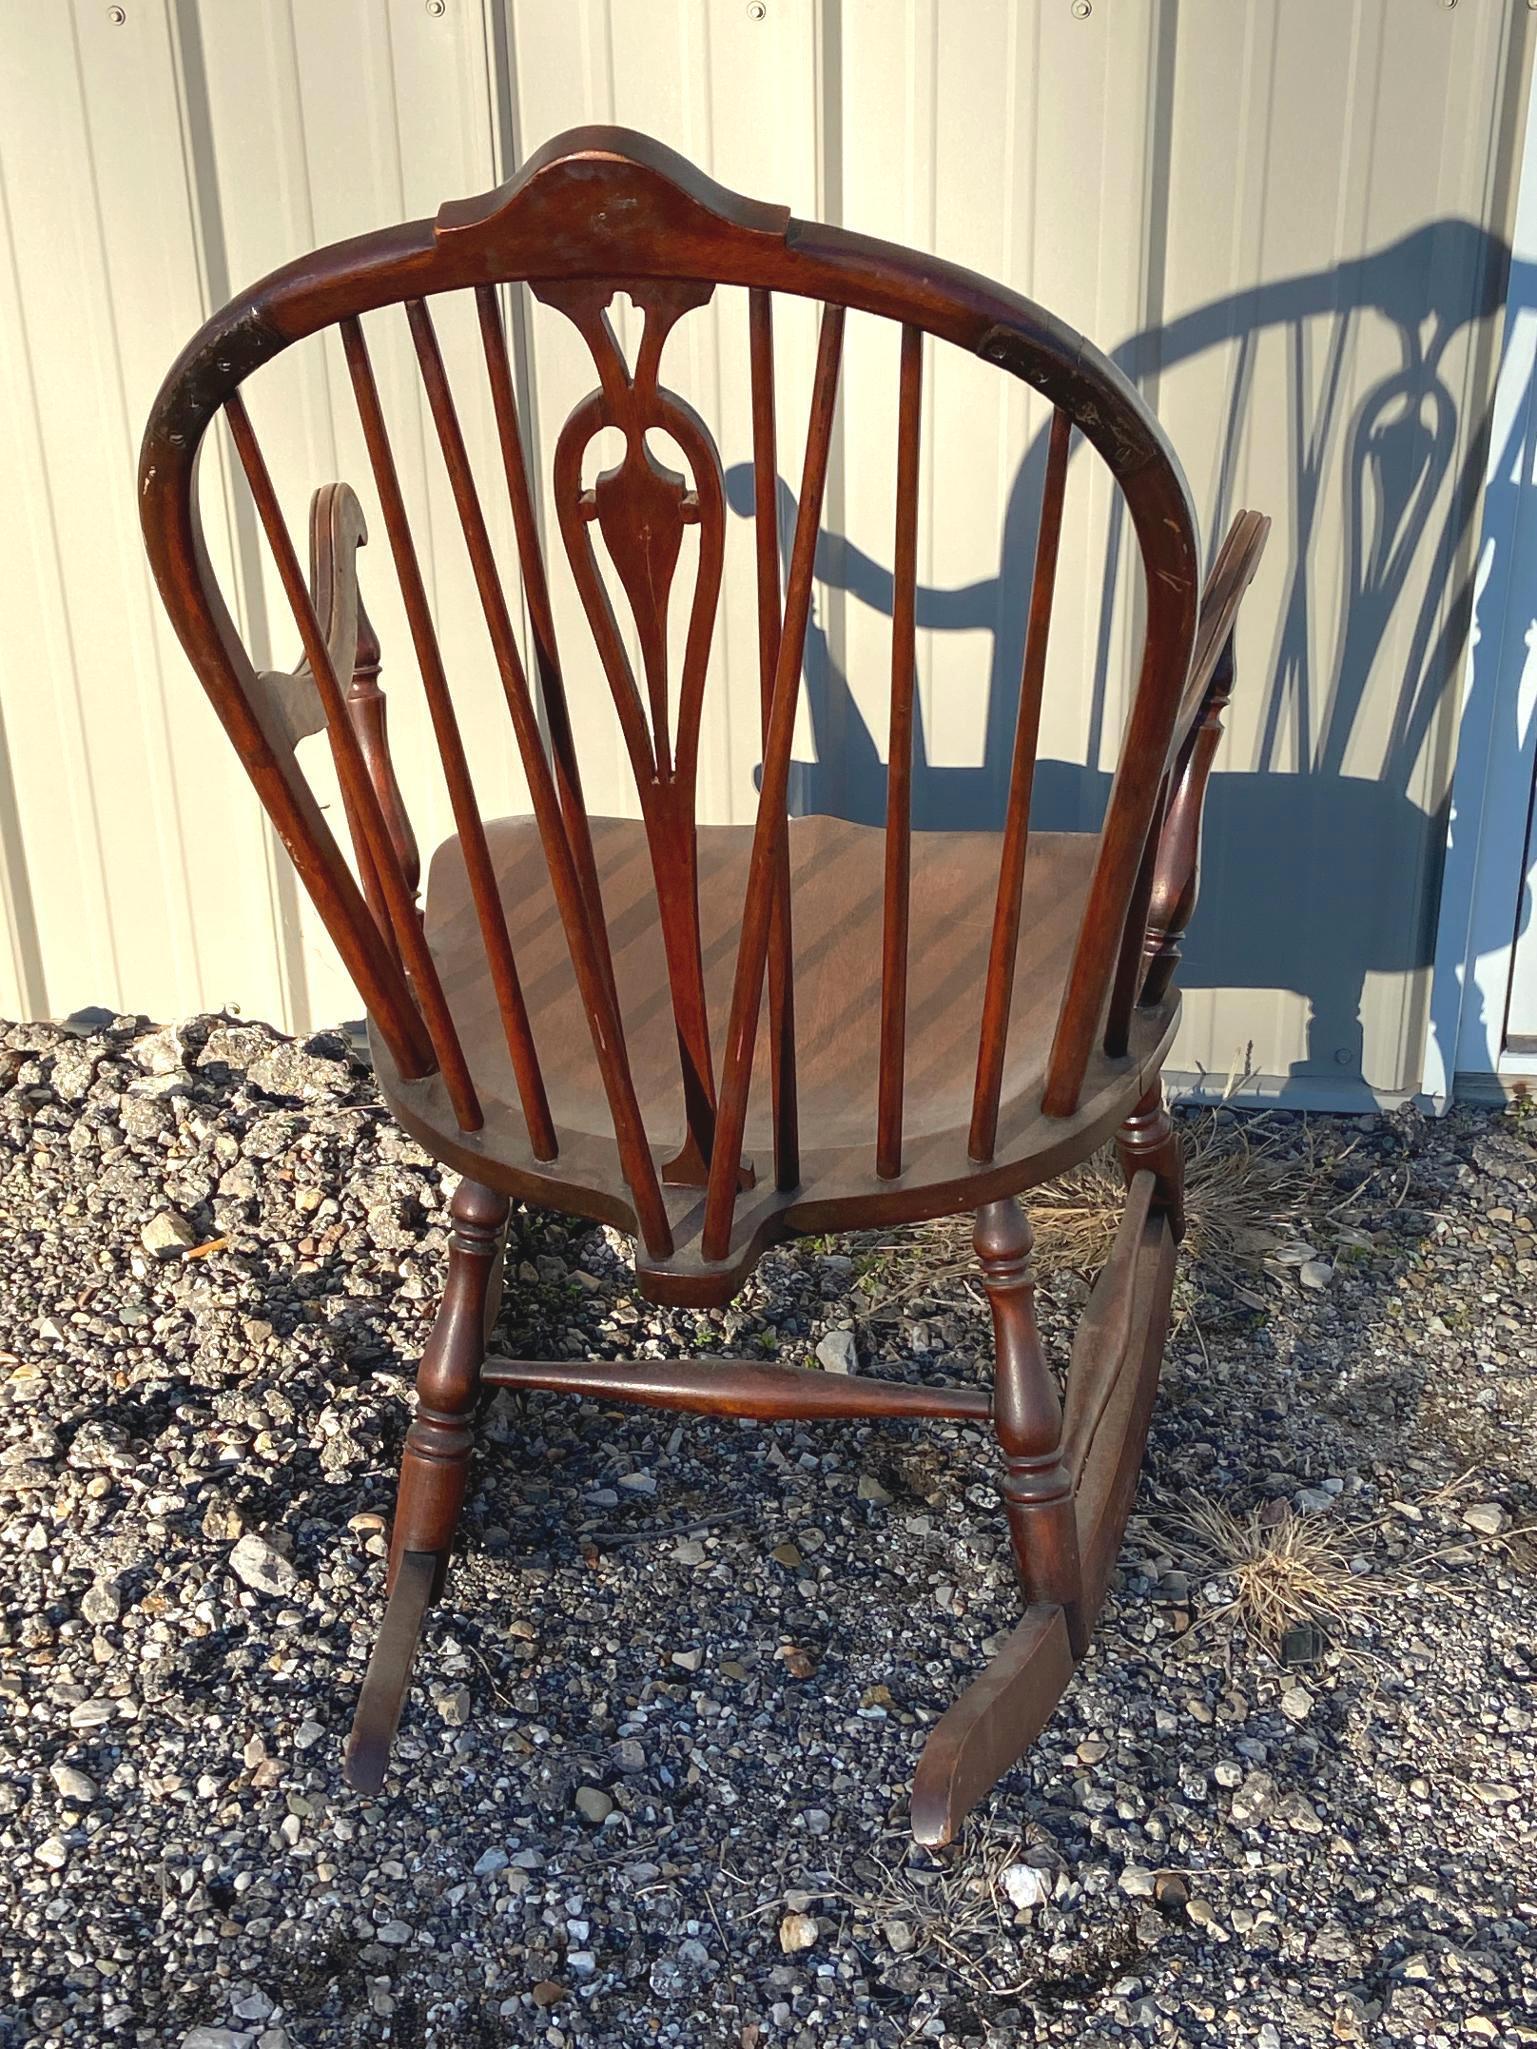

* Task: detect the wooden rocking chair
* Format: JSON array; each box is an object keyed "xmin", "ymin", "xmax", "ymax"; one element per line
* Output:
[{"xmin": 139, "ymin": 129, "xmax": 1268, "ymax": 1845}]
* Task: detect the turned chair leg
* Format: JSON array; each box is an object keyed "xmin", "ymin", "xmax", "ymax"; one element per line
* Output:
[
  {"xmin": 1116, "ymin": 1081, "xmax": 1184, "ymax": 1239},
  {"xmin": 974, "ymin": 1198, "xmax": 1085, "ymax": 1658},
  {"xmin": 344, "ymin": 1176, "xmax": 509, "ymax": 1794},
  {"xmin": 914, "ymin": 1165, "xmax": 1181, "ymax": 1846}
]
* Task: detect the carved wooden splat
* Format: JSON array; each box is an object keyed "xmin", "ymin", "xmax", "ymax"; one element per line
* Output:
[{"xmin": 535, "ymin": 275, "xmax": 741, "ymax": 1188}]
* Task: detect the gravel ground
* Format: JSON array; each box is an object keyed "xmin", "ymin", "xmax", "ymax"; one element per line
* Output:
[{"xmin": 1, "ymin": 1010, "xmax": 1535, "ymax": 2049}]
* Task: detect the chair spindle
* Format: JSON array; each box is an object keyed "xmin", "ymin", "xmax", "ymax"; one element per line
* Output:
[
  {"xmin": 1103, "ymin": 776, "xmax": 1168, "ymax": 1056},
  {"xmin": 702, "ymin": 301, "xmax": 845, "ymax": 1262},
  {"xmin": 474, "ymin": 284, "xmax": 621, "ymax": 1016},
  {"xmin": 969, "ymin": 406, "xmax": 1072, "ymax": 1162},
  {"xmin": 748, "ymin": 287, "xmax": 799, "ymax": 1192},
  {"xmin": 877, "ymin": 323, "xmax": 924, "ymax": 1180},
  {"xmin": 224, "ymin": 392, "xmax": 483, "ymax": 1134},
  {"xmin": 405, "ymin": 296, "xmax": 673, "ymax": 1258},
  {"xmin": 339, "ymin": 317, "xmax": 557, "ymax": 1159}
]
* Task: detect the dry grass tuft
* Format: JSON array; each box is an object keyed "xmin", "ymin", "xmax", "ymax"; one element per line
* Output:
[
  {"xmin": 1029, "ymin": 1115, "xmax": 1357, "ymax": 1288},
  {"xmin": 855, "ymin": 1107, "xmax": 1386, "ymax": 1325},
  {"xmin": 1156, "ymin": 1495, "xmax": 1366, "ymax": 1654}
]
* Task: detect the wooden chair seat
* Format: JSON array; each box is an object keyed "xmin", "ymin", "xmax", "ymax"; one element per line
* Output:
[{"xmin": 424, "ymin": 812, "xmax": 1097, "ymax": 1156}]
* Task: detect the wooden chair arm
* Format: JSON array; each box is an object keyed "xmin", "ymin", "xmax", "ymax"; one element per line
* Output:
[
  {"xmin": 252, "ymin": 482, "xmax": 419, "ymax": 903},
  {"xmin": 1167, "ymin": 508, "xmax": 1270, "ymax": 769},
  {"xmin": 1138, "ymin": 508, "xmax": 1270, "ymax": 1008},
  {"xmin": 250, "ymin": 483, "xmax": 366, "ymax": 746}
]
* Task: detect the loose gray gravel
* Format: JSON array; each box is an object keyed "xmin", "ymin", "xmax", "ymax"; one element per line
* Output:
[{"xmin": 1, "ymin": 1010, "xmax": 1535, "ymax": 2048}]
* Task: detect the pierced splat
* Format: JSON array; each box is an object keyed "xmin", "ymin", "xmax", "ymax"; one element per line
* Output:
[{"xmin": 536, "ymin": 275, "xmax": 744, "ymax": 1189}]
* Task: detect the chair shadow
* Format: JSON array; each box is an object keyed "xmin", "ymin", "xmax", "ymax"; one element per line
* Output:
[{"xmin": 725, "ymin": 219, "xmax": 1536, "ymax": 1097}]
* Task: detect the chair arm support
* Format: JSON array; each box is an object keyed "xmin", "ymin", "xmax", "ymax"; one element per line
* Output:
[
  {"xmin": 1137, "ymin": 508, "xmax": 1270, "ymax": 1008},
  {"xmin": 1165, "ymin": 508, "xmax": 1270, "ymax": 767},
  {"xmin": 1140, "ymin": 636, "xmax": 1233, "ymax": 1006},
  {"xmin": 251, "ymin": 482, "xmax": 419, "ymax": 903}
]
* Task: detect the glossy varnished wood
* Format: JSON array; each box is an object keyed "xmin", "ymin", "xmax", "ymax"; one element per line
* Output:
[
  {"xmin": 475, "ymin": 283, "xmax": 620, "ymax": 1023},
  {"xmin": 140, "ymin": 126, "xmax": 1218, "ymax": 1269},
  {"xmin": 223, "ymin": 394, "xmax": 482, "ymax": 1132},
  {"xmin": 909, "ymin": 1604, "xmax": 1074, "ymax": 1848},
  {"xmin": 910, "ymin": 1197, "xmax": 1177, "ymax": 1848},
  {"xmin": 343, "ymin": 1178, "xmax": 508, "ymax": 1794},
  {"xmin": 342, "ymin": 1547, "xmax": 435, "ymax": 1798},
  {"xmin": 481, "ymin": 1354, "xmax": 993, "ymax": 1425},
  {"xmin": 702, "ymin": 303, "xmax": 845, "ymax": 1261},
  {"xmin": 749, "ymin": 288, "xmax": 799, "ymax": 1192},
  {"xmin": 1060, "ymin": 1168, "xmax": 1156, "ymax": 1477},
  {"xmin": 340, "ymin": 317, "xmax": 557, "ymax": 1159},
  {"xmin": 971, "ymin": 406, "xmax": 1072, "ymax": 1162},
  {"xmin": 975, "ymin": 1196, "xmax": 1084, "ymax": 1652},
  {"xmin": 537, "ymin": 274, "xmax": 727, "ymax": 1185},
  {"xmin": 878, "ymin": 323, "xmax": 923, "ymax": 1180},
  {"xmin": 138, "ymin": 127, "xmax": 1270, "ymax": 1841},
  {"xmin": 406, "ymin": 295, "xmax": 674, "ymax": 1258}
]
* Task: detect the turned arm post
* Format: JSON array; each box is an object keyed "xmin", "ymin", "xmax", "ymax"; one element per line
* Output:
[
  {"xmin": 1139, "ymin": 631, "xmax": 1235, "ymax": 1009},
  {"xmin": 342, "ymin": 593, "xmax": 420, "ymax": 905},
  {"xmin": 295, "ymin": 483, "xmax": 419, "ymax": 922}
]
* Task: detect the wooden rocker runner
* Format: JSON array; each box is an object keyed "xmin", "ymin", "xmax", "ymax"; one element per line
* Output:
[{"xmin": 140, "ymin": 130, "xmax": 1268, "ymax": 1844}]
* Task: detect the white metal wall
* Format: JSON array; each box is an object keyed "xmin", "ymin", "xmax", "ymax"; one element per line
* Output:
[{"xmin": 0, "ymin": 0, "xmax": 1529, "ymax": 1104}]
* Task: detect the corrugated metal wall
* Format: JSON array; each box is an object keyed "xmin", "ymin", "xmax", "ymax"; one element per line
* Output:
[{"xmin": 0, "ymin": 0, "xmax": 1529, "ymax": 1103}]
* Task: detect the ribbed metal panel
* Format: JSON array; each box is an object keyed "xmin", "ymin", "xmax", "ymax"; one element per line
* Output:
[{"xmin": 0, "ymin": 0, "xmax": 1528, "ymax": 1104}]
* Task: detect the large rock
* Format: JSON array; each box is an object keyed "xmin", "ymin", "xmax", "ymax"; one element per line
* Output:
[
  {"xmin": 246, "ymin": 1036, "xmax": 355, "ymax": 1101},
  {"xmin": 815, "ymin": 1329, "xmax": 857, "ymax": 1375},
  {"xmin": 227, "ymin": 1534, "xmax": 300, "ymax": 1600},
  {"xmin": 142, "ymin": 1210, "xmax": 196, "ymax": 1258}
]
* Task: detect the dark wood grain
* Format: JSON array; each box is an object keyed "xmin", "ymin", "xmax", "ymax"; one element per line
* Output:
[
  {"xmin": 537, "ymin": 276, "xmax": 727, "ymax": 1185},
  {"xmin": 137, "ymin": 125, "xmax": 1267, "ymax": 1840},
  {"xmin": 1116, "ymin": 1080, "xmax": 1185, "ymax": 1239},
  {"xmin": 1103, "ymin": 774, "xmax": 1168, "ymax": 1060},
  {"xmin": 304, "ymin": 485, "xmax": 420, "ymax": 904},
  {"xmin": 340, "ymin": 317, "xmax": 557, "ymax": 1159},
  {"xmin": 481, "ymin": 1353, "xmax": 992, "ymax": 1424},
  {"xmin": 749, "ymin": 285, "xmax": 799, "ymax": 1192},
  {"xmin": 877, "ymin": 323, "xmax": 923, "ymax": 1180},
  {"xmin": 971, "ymin": 406, "xmax": 1072, "ymax": 1159},
  {"xmin": 974, "ymin": 1195, "xmax": 1084, "ymax": 1654},
  {"xmin": 406, "ymin": 296, "xmax": 673, "ymax": 1257},
  {"xmin": 909, "ymin": 1603, "xmax": 1074, "ymax": 1848},
  {"xmin": 1140, "ymin": 511, "xmax": 1269, "ymax": 1008},
  {"xmin": 223, "ymin": 393, "xmax": 483, "ymax": 1133},
  {"xmin": 702, "ymin": 303, "xmax": 845, "ymax": 1262},
  {"xmin": 475, "ymin": 283, "xmax": 620, "ymax": 1019},
  {"xmin": 1074, "ymin": 1212, "xmax": 1177, "ymax": 1628},
  {"xmin": 1060, "ymin": 1167, "xmax": 1156, "ymax": 1477}
]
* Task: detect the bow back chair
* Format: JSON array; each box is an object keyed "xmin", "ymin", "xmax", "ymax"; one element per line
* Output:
[{"xmin": 140, "ymin": 129, "xmax": 1268, "ymax": 1845}]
